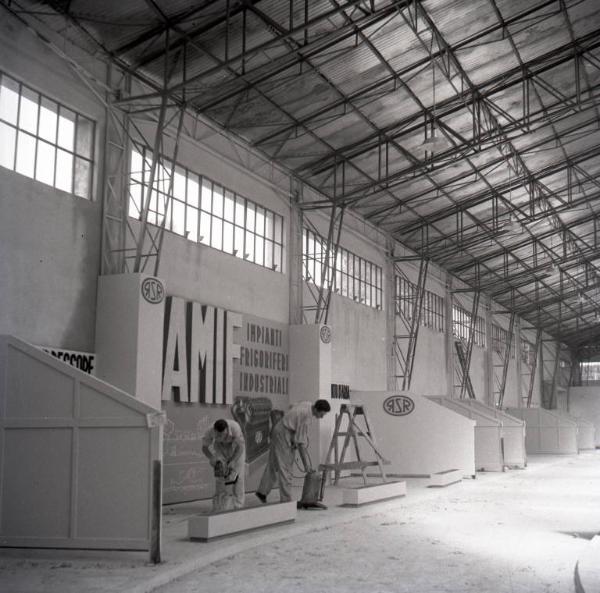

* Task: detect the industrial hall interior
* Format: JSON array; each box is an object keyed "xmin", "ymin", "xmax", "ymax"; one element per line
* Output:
[{"xmin": 1, "ymin": 0, "xmax": 600, "ymax": 592}]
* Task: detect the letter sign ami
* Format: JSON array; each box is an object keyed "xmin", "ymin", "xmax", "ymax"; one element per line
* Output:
[{"xmin": 383, "ymin": 395, "xmax": 415, "ymax": 416}]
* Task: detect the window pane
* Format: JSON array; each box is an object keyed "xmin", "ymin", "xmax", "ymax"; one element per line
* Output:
[
  {"xmin": 19, "ymin": 87, "xmax": 38, "ymax": 134},
  {"xmin": 174, "ymin": 166, "xmax": 186, "ymax": 200},
  {"xmin": 199, "ymin": 212, "xmax": 210, "ymax": 244},
  {"xmin": 265, "ymin": 211, "xmax": 274, "ymax": 240},
  {"xmin": 57, "ymin": 107, "xmax": 75, "ymax": 151},
  {"xmin": 234, "ymin": 226, "xmax": 244, "ymax": 257},
  {"xmin": 15, "ymin": 131, "xmax": 35, "ymax": 177},
  {"xmin": 35, "ymin": 140, "xmax": 56, "ymax": 185},
  {"xmin": 274, "ymin": 215, "xmax": 282, "ymax": 243},
  {"xmin": 235, "ymin": 196, "xmax": 245, "ymax": 226},
  {"xmin": 212, "ymin": 184, "xmax": 223, "ymax": 217},
  {"xmin": 255, "ymin": 206, "xmax": 265, "ymax": 236},
  {"xmin": 173, "ymin": 199, "xmax": 185, "ymax": 236},
  {"xmin": 201, "ymin": 179, "xmax": 212, "ymax": 212},
  {"xmin": 0, "ymin": 122, "xmax": 16, "ymax": 169},
  {"xmin": 211, "ymin": 217, "xmax": 223, "ymax": 250},
  {"xmin": 74, "ymin": 156, "xmax": 91, "ymax": 198},
  {"xmin": 274, "ymin": 244, "xmax": 282, "ymax": 271},
  {"xmin": 223, "ymin": 221, "xmax": 234, "ymax": 254},
  {"xmin": 186, "ymin": 207, "xmax": 198, "ymax": 242},
  {"xmin": 244, "ymin": 230, "xmax": 254, "ymax": 261},
  {"xmin": 246, "ymin": 201, "xmax": 255, "ymax": 231},
  {"xmin": 187, "ymin": 173, "xmax": 199, "ymax": 207},
  {"xmin": 38, "ymin": 97, "xmax": 57, "ymax": 143},
  {"xmin": 0, "ymin": 75, "xmax": 19, "ymax": 125},
  {"xmin": 255, "ymin": 236, "xmax": 264, "ymax": 266},
  {"xmin": 76, "ymin": 115, "xmax": 93, "ymax": 158},
  {"xmin": 224, "ymin": 190, "xmax": 235, "ymax": 221},
  {"xmin": 265, "ymin": 240, "xmax": 274, "ymax": 269}
]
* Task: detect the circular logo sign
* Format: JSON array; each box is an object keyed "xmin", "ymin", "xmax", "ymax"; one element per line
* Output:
[
  {"xmin": 320, "ymin": 325, "xmax": 332, "ymax": 344},
  {"xmin": 383, "ymin": 395, "xmax": 415, "ymax": 416},
  {"xmin": 141, "ymin": 277, "xmax": 165, "ymax": 304}
]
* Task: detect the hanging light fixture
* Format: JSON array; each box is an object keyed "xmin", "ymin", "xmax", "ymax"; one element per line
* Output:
[{"xmin": 420, "ymin": 49, "xmax": 449, "ymax": 152}]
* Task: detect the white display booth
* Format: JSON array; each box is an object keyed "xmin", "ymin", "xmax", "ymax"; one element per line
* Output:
[
  {"xmin": 351, "ymin": 391, "xmax": 476, "ymax": 479},
  {"xmin": 427, "ymin": 397, "xmax": 504, "ymax": 472},
  {"xmin": 460, "ymin": 400, "xmax": 526, "ymax": 468},
  {"xmin": 505, "ymin": 407, "xmax": 578, "ymax": 454},
  {"xmin": 554, "ymin": 411, "xmax": 595, "ymax": 451}
]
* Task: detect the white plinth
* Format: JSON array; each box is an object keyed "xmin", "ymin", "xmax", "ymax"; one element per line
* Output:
[
  {"xmin": 342, "ymin": 481, "xmax": 407, "ymax": 506},
  {"xmin": 188, "ymin": 501, "xmax": 297, "ymax": 541},
  {"xmin": 428, "ymin": 469, "xmax": 462, "ymax": 487}
]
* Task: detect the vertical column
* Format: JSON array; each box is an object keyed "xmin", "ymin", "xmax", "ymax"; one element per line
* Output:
[
  {"xmin": 485, "ymin": 298, "xmax": 493, "ymax": 406},
  {"xmin": 95, "ymin": 273, "xmax": 165, "ymax": 410},
  {"xmin": 445, "ymin": 275, "xmax": 454, "ymax": 397},
  {"xmin": 288, "ymin": 324, "xmax": 332, "ymax": 465},
  {"xmin": 385, "ymin": 240, "xmax": 396, "ymax": 391},
  {"xmin": 288, "ymin": 180, "xmax": 304, "ymax": 326}
]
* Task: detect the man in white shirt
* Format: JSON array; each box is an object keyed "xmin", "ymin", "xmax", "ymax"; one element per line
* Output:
[
  {"xmin": 255, "ymin": 399, "xmax": 331, "ymax": 503},
  {"xmin": 202, "ymin": 418, "xmax": 246, "ymax": 511}
]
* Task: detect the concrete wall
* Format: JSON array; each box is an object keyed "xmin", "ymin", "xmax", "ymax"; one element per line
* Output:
[{"xmin": 0, "ymin": 169, "xmax": 101, "ymax": 350}]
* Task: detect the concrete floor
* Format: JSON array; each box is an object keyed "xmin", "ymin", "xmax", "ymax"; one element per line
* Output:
[{"xmin": 0, "ymin": 452, "xmax": 599, "ymax": 593}]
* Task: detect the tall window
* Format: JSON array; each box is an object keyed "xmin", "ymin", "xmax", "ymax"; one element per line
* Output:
[
  {"xmin": 491, "ymin": 323, "xmax": 516, "ymax": 358},
  {"xmin": 452, "ymin": 304, "xmax": 486, "ymax": 347},
  {"xmin": 579, "ymin": 361, "xmax": 600, "ymax": 384},
  {"xmin": 302, "ymin": 228, "xmax": 383, "ymax": 309},
  {"xmin": 0, "ymin": 72, "xmax": 94, "ymax": 199},
  {"xmin": 521, "ymin": 340, "xmax": 536, "ymax": 367},
  {"xmin": 129, "ymin": 147, "xmax": 284, "ymax": 272},
  {"xmin": 395, "ymin": 276, "xmax": 445, "ymax": 332}
]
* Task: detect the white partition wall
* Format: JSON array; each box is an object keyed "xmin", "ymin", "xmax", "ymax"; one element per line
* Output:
[
  {"xmin": 352, "ymin": 391, "xmax": 476, "ymax": 478},
  {"xmin": 427, "ymin": 397, "xmax": 504, "ymax": 472},
  {"xmin": 95, "ymin": 274, "xmax": 165, "ymax": 410},
  {"xmin": 0, "ymin": 336, "xmax": 163, "ymax": 554},
  {"xmin": 460, "ymin": 400, "xmax": 526, "ymax": 468},
  {"xmin": 289, "ymin": 324, "xmax": 333, "ymax": 465},
  {"xmin": 568, "ymin": 387, "xmax": 600, "ymax": 447},
  {"xmin": 505, "ymin": 407, "xmax": 578, "ymax": 454}
]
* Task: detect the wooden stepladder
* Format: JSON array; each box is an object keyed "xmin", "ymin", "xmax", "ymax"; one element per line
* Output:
[{"xmin": 319, "ymin": 403, "xmax": 390, "ymax": 486}]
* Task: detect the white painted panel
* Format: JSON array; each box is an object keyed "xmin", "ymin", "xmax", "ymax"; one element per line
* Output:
[
  {"xmin": 78, "ymin": 428, "xmax": 151, "ymax": 539},
  {"xmin": 427, "ymin": 397, "xmax": 503, "ymax": 472},
  {"xmin": 506, "ymin": 407, "xmax": 578, "ymax": 454},
  {"xmin": 351, "ymin": 391, "xmax": 476, "ymax": 477},
  {"xmin": 1, "ymin": 428, "xmax": 72, "ymax": 538}
]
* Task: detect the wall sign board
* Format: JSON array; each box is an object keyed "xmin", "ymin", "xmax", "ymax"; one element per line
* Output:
[
  {"xmin": 161, "ymin": 299, "xmax": 289, "ymax": 504},
  {"xmin": 39, "ymin": 346, "xmax": 96, "ymax": 375}
]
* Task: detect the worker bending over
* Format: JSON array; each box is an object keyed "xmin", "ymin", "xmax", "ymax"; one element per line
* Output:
[
  {"xmin": 202, "ymin": 418, "xmax": 246, "ymax": 511},
  {"xmin": 255, "ymin": 399, "xmax": 331, "ymax": 503}
]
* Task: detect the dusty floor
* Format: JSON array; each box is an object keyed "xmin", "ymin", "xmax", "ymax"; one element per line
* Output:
[
  {"xmin": 0, "ymin": 452, "xmax": 598, "ymax": 593},
  {"xmin": 155, "ymin": 453, "xmax": 600, "ymax": 593}
]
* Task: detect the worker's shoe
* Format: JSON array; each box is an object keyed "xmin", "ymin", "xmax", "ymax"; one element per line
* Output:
[{"xmin": 255, "ymin": 491, "xmax": 267, "ymax": 504}]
